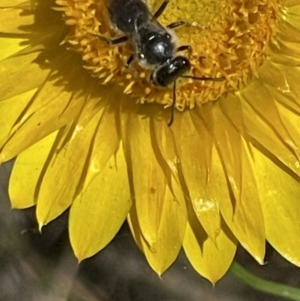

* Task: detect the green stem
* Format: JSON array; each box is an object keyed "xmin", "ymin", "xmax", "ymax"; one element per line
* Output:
[{"xmin": 230, "ymin": 261, "xmax": 300, "ymax": 301}]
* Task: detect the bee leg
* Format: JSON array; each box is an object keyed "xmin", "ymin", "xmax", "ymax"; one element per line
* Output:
[
  {"xmin": 176, "ymin": 45, "xmax": 191, "ymax": 53},
  {"xmin": 126, "ymin": 55, "xmax": 135, "ymax": 67},
  {"xmin": 153, "ymin": 0, "xmax": 170, "ymax": 19},
  {"xmin": 110, "ymin": 36, "xmax": 128, "ymax": 44},
  {"xmin": 167, "ymin": 20, "xmax": 186, "ymax": 29},
  {"xmin": 98, "ymin": 35, "xmax": 128, "ymax": 45},
  {"xmin": 168, "ymin": 81, "xmax": 176, "ymax": 127}
]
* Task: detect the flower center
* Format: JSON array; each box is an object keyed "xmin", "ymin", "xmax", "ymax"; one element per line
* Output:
[{"xmin": 57, "ymin": 0, "xmax": 280, "ymax": 110}]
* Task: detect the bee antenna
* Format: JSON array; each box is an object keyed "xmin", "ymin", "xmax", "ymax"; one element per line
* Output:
[
  {"xmin": 181, "ymin": 75, "xmax": 226, "ymax": 81},
  {"xmin": 168, "ymin": 81, "xmax": 176, "ymax": 126}
]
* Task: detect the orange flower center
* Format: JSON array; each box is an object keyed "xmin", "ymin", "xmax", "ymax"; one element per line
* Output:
[{"xmin": 56, "ymin": 0, "xmax": 280, "ymax": 110}]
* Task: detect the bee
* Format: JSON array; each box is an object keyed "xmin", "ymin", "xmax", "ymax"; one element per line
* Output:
[{"xmin": 106, "ymin": 0, "xmax": 225, "ymax": 125}]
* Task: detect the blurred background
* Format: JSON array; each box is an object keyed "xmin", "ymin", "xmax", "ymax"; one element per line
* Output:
[{"xmin": 0, "ymin": 161, "xmax": 299, "ymax": 301}]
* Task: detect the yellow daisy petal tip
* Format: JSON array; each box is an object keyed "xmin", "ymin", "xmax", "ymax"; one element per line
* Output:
[
  {"xmin": 76, "ymin": 256, "xmax": 84, "ymax": 264},
  {"xmin": 254, "ymin": 256, "xmax": 265, "ymax": 265},
  {"xmin": 0, "ymin": 153, "xmax": 6, "ymax": 164},
  {"xmin": 38, "ymin": 223, "xmax": 44, "ymax": 233}
]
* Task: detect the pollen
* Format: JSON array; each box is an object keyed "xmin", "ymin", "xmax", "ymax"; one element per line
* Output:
[{"xmin": 56, "ymin": 0, "xmax": 281, "ymax": 110}]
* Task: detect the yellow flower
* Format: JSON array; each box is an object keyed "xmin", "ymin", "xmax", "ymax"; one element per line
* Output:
[{"xmin": 1, "ymin": 0, "xmax": 300, "ymax": 284}]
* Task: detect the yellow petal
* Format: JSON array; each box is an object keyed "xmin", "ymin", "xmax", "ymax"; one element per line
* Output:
[
  {"xmin": 257, "ymin": 62, "xmax": 300, "ymax": 114},
  {"xmin": 123, "ymin": 104, "xmax": 187, "ymax": 274},
  {"xmin": 0, "ymin": 89, "xmax": 36, "ymax": 150},
  {"xmin": 288, "ymin": 5, "xmax": 300, "ymax": 24},
  {"xmin": 36, "ymin": 105, "xmax": 106, "ymax": 228},
  {"xmin": 241, "ymin": 84, "xmax": 300, "ymax": 177},
  {"xmin": 278, "ymin": 16, "xmax": 300, "ymax": 43},
  {"xmin": 243, "ymin": 78, "xmax": 298, "ymax": 156},
  {"xmin": 0, "ymin": 81, "xmax": 86, "ymax": 161},
  {"xmin": 253, "ymin": 143, "xmax": 300, "ymax": 266},
  {"xmin": 0, "ymin": 0, "xmax": 27, "ymax": 6},
  {"xmin": 286, "ymin": 0, "xmax": 300, "ymax": 7},
  {"xmin": 171, "ymin": 107, "xmax": 222, "ymax": 242},
  {"xmin": 82, "ymin": 98, "xmax": 120, "ymax": 190},
  {"xmin": 276, "ymin": 64, "xmax": 300, "ymax": 109},
  {"xmin": 183, "ymin": 211, "xmax": 237, "ymax": 284},
  {"xmin": 214, "ymin": 97, "xmax": 266, "ymax": 263},
  {"xmin": 69, "ymin": 146, "xmax": 131, "ymax": 260},
  {"xmin": 9, "ymin": 131, "xmax": 57, "ymax": 208},
  {"xmin": 0, "ymin": 3, "xmax": 34, "ymax": 34},
  {"xmin": 277, "ymin": 101, "xmax": 300, "ymax": 147},
  {"xmin": 122, "ymin": 105, "xmax": 173, "ymax": 245},
  {"xmin": 0, "ymin": 38, "xmax": 26, "ymax": 61},
  {"xmin": 128, "ymin": 179, "xmax": 186, "ymax": 275},
  {"xmin": 0, "ymin": 48, "xmax": 49, "ymax": 102}
]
